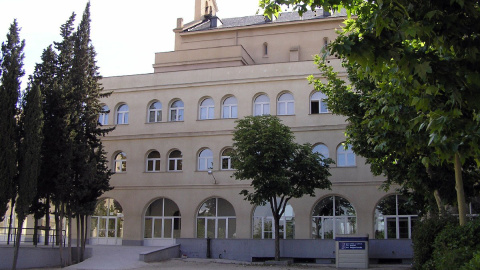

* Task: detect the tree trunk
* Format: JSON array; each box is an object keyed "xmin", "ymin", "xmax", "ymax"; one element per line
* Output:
[
  {"xmin": 454, "ymin": 153, "xmax": 467, "ymax": 226},
  {"xmin": 33, "ymin": 217, "xmax": 38, "ymax": 247},
  {"xmin": 45, "ymin": 197, "xmax": 50, "ymax": 245},
  {"xmin": 67, "ymin": 215, "xmax": 72, "ymax": 266},
  {"xmin": 12, "ymin": 218, "xmax": 24, "ymax": 270},
  {"xmin": 7, "ymin": 197, "xmax": 15, "ymax": 245},
  {"xmin": 76, "ymin": 215, "xmax": 80, "ymax": 263},
  {"xmin": 58, "ymin": 204, "xmax": 64, "ymax": 267},
  {"xmin": 433, "ymin": 189, "xmax": 445, "ymax": 216},
  {"xmin": 274, "ymin": 215, "xmax": 280, "ymax": 261},
  {"xmin": 55, "ymin": 204, "xmax": 60, "ymax": 246},
  {"xmin": 80, "ymin": 215, "xmax": 85, "ymax": 261}
]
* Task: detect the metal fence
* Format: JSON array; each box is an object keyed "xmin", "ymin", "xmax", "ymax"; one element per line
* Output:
[{"xmin": 0, "ymin": 227, "xmax": 66, "ymax": 247}]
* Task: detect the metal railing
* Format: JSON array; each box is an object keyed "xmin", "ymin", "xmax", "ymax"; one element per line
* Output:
[{"xmin": 0, "ymin": 227, "xmax": 66, "ymax": 247}]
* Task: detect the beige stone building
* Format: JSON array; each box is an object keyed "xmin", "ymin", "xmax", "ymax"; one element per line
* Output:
[{"xmin": 84, "ymin": 0, "xmax": 417, "ymax": 259}]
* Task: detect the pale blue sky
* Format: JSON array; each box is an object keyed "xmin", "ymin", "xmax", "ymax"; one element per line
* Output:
[{"xmin": 0, "ymin": 0, "xmax": 271, "ymax": 87}]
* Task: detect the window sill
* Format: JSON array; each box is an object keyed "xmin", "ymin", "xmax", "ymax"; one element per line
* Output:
[{"xmin": 145, "ymin": 171, "xmax": 161, "ymax": 173}]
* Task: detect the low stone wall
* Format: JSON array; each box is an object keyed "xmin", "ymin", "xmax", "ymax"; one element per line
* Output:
[
  {"xmin": 176, "ymin": 238, "xmax": 412, "ymax": 263},
  {"xmin": 0, "ymin": 246, "xmax": 92, "ymax": 269}
]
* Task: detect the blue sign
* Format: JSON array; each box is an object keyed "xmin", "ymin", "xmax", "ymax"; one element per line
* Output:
[{"xmin": 339, "ymin": 242, "xmax": 365, "ymax": 250}]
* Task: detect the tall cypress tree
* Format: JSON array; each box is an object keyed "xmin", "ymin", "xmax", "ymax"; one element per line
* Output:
[
  {"xmin": 13, "ymin": 83, "xmax": 43, "ymax": 270},
  {"xmin": 70, "ymin": 2, "xmax": 113, "ymax": 260},
  {"xmin": 0, "ymin": 19, "xmax": 24, "ymax": 221}
]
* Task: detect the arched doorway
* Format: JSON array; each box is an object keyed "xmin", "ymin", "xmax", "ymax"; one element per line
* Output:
[
  {"xmin": 252, "ymin": 201, "xmax": 295, "ymax": 239},
  {"xmin": 312, "ymin": 195, "xmax": 357, "ymax": 239},
  {"xmin": 374, "ymin": 194, "xmax": 418, "ymax": 239},
  {"xmin": 90, "ymin": 198, "xmax": 123, "ymax": 245},
  {"xmin": 196, "ymin": 198, "xmax": 236, "ymax": 239},
  {"xmin": 144, "ymin": 198, "xmax": 181, "ymax": 246}
]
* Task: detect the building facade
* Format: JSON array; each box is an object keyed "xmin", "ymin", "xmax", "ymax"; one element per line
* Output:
[{"xmin": 89, "ymin": 0, "xmax": 416, "ymax": 251}]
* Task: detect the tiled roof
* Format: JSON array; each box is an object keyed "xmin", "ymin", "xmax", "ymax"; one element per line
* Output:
[{"xmin": 185, "ymin": 10, "xmax": 346, "ymax": 32}]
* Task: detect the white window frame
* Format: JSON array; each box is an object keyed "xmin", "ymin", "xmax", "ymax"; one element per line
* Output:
[
  {"xmin": 310, "ymin": 92, "xmax": 328, "ymax": 114},
  {"xmin": 222, "ymin": 96, "xmax": 238, "ymax": 119},
  {"xmin": 198, "ymin": 149, "xmax": 213, "ymax": 171},
  {"xmin": 337, "ymin": 143, "xmax": 356, "ymax": 167},
  {"xmin": 168, "ymin": 150, "xmax": 183, "ymax": 171},
  {"xmin": 254, "ymin": 94, "xmax": 270, "ymax": 116},
  {"xmin": 169, "ymin": 100, "xmax": 184, "ymax": 122},
  {"xmin": 144, "ymin": 198, "xmax": 181, "ymax": 239},
  {"xmin": 375, "ymin": 195, "xmax": 418, "ymax": 240},
  {"xmin": 148, "ymin": 101, "xmax": 162, "ymax": 123},
  {"xmin": 146, "ymin": 151, "xmax": 161, "ymax": 172},
  {"xmin": 196, "ymin": 198, "xmax": 236, "ymax": 239},
  {"xmin": 277, "ymin": 93, "xmax": 295, "ymax": 115},
  {"xmin": 99, "ymin": 105, "xmax": 109, "ymax": 125},
  {"xmin": 252, "ymin": 203, "xmax": 295, "ymax": 239},
  {"xmin": 114, "ymin": 152, "xmax": 127, "ymax": 173},
  {"xmin": 313, "ymin": 144, "xmax": 329, "ymax": 159},
  {"xmin": 221, "ymin": 148, "xmax": 234, "ymax": 170},
  {"xmin": 199, "ymin": 98, "xmax": 215, "ymax": 120},
  {"xmin": 116, "ymin": 104, "xmax": 129, "ymax": 124}
]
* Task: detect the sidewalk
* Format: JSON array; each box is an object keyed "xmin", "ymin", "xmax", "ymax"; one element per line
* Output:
[{"xmin": 36, "ymin": 245, "xmax": 412, "ymax": 270}]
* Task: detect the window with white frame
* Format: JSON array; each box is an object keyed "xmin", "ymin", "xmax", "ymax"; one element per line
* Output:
[
  {"xmin": 337, "ymin": 143, "xmax": 355, "ymax": 167},
  {"xmin": 313, "ymin": 144, "xmax": 329, "ymax": 159},
  {"xmin": 222, "ymin": 96, "xmax": 238, "ymax": 119},
  {"xmin": 144, "ymin": 198, "xmax": 181, "ymax": 239},
  {"xmin": 253, "ymin": 201, "xmax": 295, "ymax": 239},
  {"xmin": 374, "ymin": 195, "xmax": 418, "ymax": 239},
  {"xmin": 148, "ymin": 101, "xmax": 162, "ymax": 123},
  {"xmin": 198, "ymin": 149, "xmax": 213, "ymax": 171},
  {"xmin": 312, "ymin": 195, "xmax": 356, "ymax": 239},
  {"xmin": 277, "ymin": 93, "xmax": 294, "ymax": 115},
  {"xmin": 146, "ymin": 151, "xmax": 161, "ymax": 172},
  {"xmin": 116, "ymin": 104, "xmax": 129, "ymax": 124},
  {"xmin": 310, "ymin": 92, "xmax": 328, "ymax": 114},
  {"xmin": 114, "ymin": 152, "xmax": 127, "ymax": 173},
  {"xmin": 254, "ymin": 94, "xmax": 270, "ymax": 116},
  {"xmin": 199, "ymin": 98, "xmax": 215, "ymax": 120},
  {"xmin": 197, "ymin": 198, "xmax": 236, "ymax": 239},
  {"xmin": 221, "ymin": 148, "xmax": 234, "ymax": 170},
  {"xmin": 99, "ymin": 105, "xmax": 109, "ymax": 125},
  {"xmin": 168, "ymin": 150, "xmax": 183, "ymax": 171},
  {"xmin": 169, "ymin": 100, "xmax": 184, "ymax": 122}
]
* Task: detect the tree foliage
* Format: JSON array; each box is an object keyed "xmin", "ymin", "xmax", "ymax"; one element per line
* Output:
[
  {"xmin": 232, "ymin": 115, "xmax": 332, "ymax": 260},
  {"xmin": 260, "ymin": 0, "xmax": 480, "ymax": 224},
  {"xmin": 0, "ymin": 19, "xmax": 24, "ymax": 221}
]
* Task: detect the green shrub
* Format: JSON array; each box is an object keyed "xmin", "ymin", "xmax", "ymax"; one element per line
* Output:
[
  {"xmin": 461, "ymin": 251, "xmax": 480, "ymax": 270},
  {"xmin": 432, "ymin": 218, "xmax": 480, "ymax": 270},
  {"xmin": 412, "ymin": 215, "xmax": 456, "ymax": 270}
]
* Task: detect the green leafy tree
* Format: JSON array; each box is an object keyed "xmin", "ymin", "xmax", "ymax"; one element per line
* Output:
[
  {"xmin": 13, "ymin": 84, "xmax": 43, "ymax": 270},
  {"xmin": 232, "ymin": 115, "xmax": 332, "ymax": 260},
  {"xmin": 260, "ymin": 0, "xmax": 480, "ymax": 225},
  {"xmin": 0, "ymin": 19, "xmax": 24, "ymax": 221}
]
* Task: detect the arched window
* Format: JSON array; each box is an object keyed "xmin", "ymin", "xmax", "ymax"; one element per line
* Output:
[
  {"xmin": 99, "ymin": 105, "xmax": 109, "ymax": 125},
  {"xmin": 253, "ymin": 201, "xmax": 295, "ymax": 239},
  {"xmin": 144, "ymin": 198, "xmax": 181, "ymax": 239},
  {"xmin": 313, "ymin": 144, "xmax": 329, "ymax": 159},
  {"xmin": 148, "ymin": 101, "xmax": 162, "ymax": 123},
  {"xmin": 310, "ymin": 92, "xmax": 328, "ymax": 114},
  {"xmin": 91, "ymin": 198, "xmax": 123, "ymax": 244},
  {"xmin": 199, "ymin": 98, "xmax": 215, "ymax": 120},
  {"xmin": 146, "ymin": 151, "xmax": 161, "ymax": 172},
  {"xmin": 168, "ymin": 150, "xmax": 182, "ymax": 171},
  {"xmin": 221, "ymin": 148, "xmax": 234, "ymax": 170},
  {"xmin": 197, "ymin": 198, "xmax": 236, "ymax": 239},
  {"xmin": 222, "ymin": 96, "xmax": 238, "ymax": 119},
  {"xmin": 277, "ymin": 93, "xmax": 294, "ymax": 115},
  {"xmin": 254, "ymin": 94, "xmax": 270, "ymax": 116},
  {"xmin": 116, "ymin": 104, "xmax": 129, "ymax": 124},
  {"xmin": 114, "ymin": 152, "xmax": 127, "ymax": 173},
  {"xmin": 312, "ymin": 195, "xmax": 356, "ymax": 239},
  {"xmin": 374, "ymin": 195, "xmax": 418, "ymax": 239},
  {"xmin": 337, "ymin": 143, "xmax": 355, "ymax": 167},
  {"xmin": 169, "ymin": 100, "xmax": 184, "ymax": 122},
  {"xmin": 198, "ymin": 149, "xmax": 213, "ymax": 171}
]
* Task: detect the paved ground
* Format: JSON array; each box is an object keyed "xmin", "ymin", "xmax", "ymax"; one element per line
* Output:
[{"xmin": 31, "ymin": 245, "xmax": 411, "ymax": 270}]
